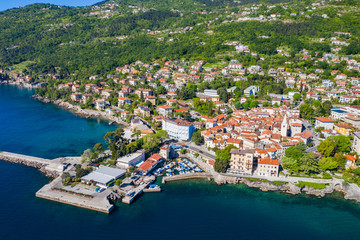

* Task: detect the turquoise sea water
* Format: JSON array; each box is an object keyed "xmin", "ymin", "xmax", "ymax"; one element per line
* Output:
[
  {"xmin": 1, "ymin": 85, "xmax": 360, "ymax": 240},
  {"xmin": 0, "ymin": 85, "xmax": 118, "ymax": 158}
]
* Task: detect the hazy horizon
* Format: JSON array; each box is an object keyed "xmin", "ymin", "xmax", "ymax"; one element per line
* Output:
[{"xmin": 0, "ymin": 0, "xmax": 102, "ymax": 11}]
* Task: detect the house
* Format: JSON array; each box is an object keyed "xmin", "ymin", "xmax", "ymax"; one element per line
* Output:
[
  {"xmin": 345, "ymin": 154, "xmax": 357, "ymax": 169},
  {"xmin": 229, "ymin": 149, "xmax": 255, "ymax": 175},
  {"xmin": 135, "ymin": 88, "xmax": 153, "ymax": 98},
  {"xmin": 146, "ymin": 96, "xmax": 157, "ymax": 105},
  {"xmin": 315, "ymin": 117, "xmax": 335, "ymax": 130},
  {"xmin": 118, "ymin": 97, "xmax": 132, "ymax": 106},
  {"xmin": 134, "ymin": 105, "xmax": 151, "ymax": 117},
  {"xmin": 257, "ymin": 157, "xmax": 279, "ymax": 177},
  {"xmin": 157, "ymin": 105, "xmax": 173, "ymax": 116},
  {"xmin": 138, "ymin": 154, "xmax": 163, "ymax": 175},
  {"xmin": 121, "ymin": 111, "xmax": 130, "ymax": 119},
  {"xmin": 116, "ymin": 149, "xmax": 146, "ymax": 169},
  {"xmin": 94, "ymin": 99, "xmax": 106, "ymax": 110},
  {"xmin": 340, "ymin": 95, "xmax": 357, "ymax": 104},
  {"xmin": 71, "ymin": 93, "xmax": 82, "ymax": 102},
  {"xmin": 334, "ymin": 123, "xmax": 353, "ymax": 136},
  {"xmin": 162, "ymin": 117, "xmax": 196, "ymax": 141}
]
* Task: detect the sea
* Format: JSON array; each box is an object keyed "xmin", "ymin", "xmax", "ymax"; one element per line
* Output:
[
  {"xmin": 1, "ymin": 0, "xmax": 102, "ymax": 12},
  {"xmin": 1, "ymin": 85, "xmax": 360, "ymax": 240}
]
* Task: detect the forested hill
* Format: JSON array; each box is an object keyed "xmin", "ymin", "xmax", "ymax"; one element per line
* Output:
[{"xmin": 0, "ymin": 0, "xmax": 359, "ymax": 79}]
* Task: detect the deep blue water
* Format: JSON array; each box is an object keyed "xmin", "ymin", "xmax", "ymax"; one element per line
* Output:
[
  {"xmin": 0, "ymin": 85, "xmax": 118, "ymax": 158},
  {"xmin": 1, "ymin": 85, "xmax": 360, "ymax": 240},
  {"xmin": 1, "ymin": 0, "xmax": 102, "ymax": 11}
]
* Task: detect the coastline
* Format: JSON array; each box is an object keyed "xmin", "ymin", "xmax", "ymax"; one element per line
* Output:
[
  {"xmin": 217, "ymin": 176, "xmax": 360, "ymax": 204},
  {"xmin": 0, "ymin": 80, "xmax": 129, "ymax": 127},
  {"xmin": 33, "ymin": 95, "xmax": 130, "ymax": 127},
  {"xmin": 2, "ymin": 81, "xmax": 360, "ymax": 207}
]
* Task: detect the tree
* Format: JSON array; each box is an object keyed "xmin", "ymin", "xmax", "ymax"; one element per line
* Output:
[
  {"xmin": 293, "ymin": 93, "xmax": 301, "ymax": 102},
  {"xmin": 281, "ymin": 156, "xmax": 299, "ymax": 172},
  {"xmin": 285, "ymin": 146, "xmax": 303, "ymax": 160},
  {"xmin": 330, "ymin": 135, "xmax": 351, "ymax": 153},
  {"xmin": 299, "ymin": 152, "xmax": 318, "ymax": 174},
  {"xmin": 318, "ymin": 157, "xmax": 340, "ymax": 171},
  {"xmin": 115, "ymin": 179, "xmax": 122, "ymax": 186},
  {"xmin": 317, "ymin": 139, "xmax": 335, "ymax": 157},
  {"xmin": 214, "ymin": 145, "xmax": 236, "ymax": 173},
  {"xmin": 75, "ymin": 165, "xmax": 91, "ymax": 178},
  {"xmin": 295, "ymin": 142, "xmax": 307, "ymax": 152},
  {"xmin": 250, "ymin": 100, "xmax": 259, "ymax": 109},
  {"xmin": 93, "ymin": 143, "xmax": 103, "ymax": 152},
  {"xmin": 191, "ymin": 131, "xmax": 204, "ymax": 145},
  {"xmin": 81, "ymin": 149, "xmax": 92, "ymax": 163}
]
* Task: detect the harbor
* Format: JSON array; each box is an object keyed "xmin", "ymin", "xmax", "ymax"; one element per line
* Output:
[{"xmin": 0, "ymin": 149, "xmax": 211, "ymax": 214}]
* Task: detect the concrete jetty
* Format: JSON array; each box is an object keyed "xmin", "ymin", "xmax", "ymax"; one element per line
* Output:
[
  {"xmin": 36, "ymin": 176, "xmax": 114, "ymax": 214},
  {"xmin": 122, "ymin": 182, "xmax": 151, "ymax": 204},
  {"xmin": 162, "ymin": 173, "xmax": 213, "ymax": 184}
]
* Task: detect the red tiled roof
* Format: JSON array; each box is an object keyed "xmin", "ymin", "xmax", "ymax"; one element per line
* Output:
[
  {"xmin": 259, "ymin": 157, "xmax": 279, "ymax": 165},
  {"xmin": 315, "ymin": 117, "xmax": 334, "ymax": 123}
]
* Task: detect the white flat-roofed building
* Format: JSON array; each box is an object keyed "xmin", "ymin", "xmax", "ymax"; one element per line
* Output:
[
  {"xmin": 81, "ymin": 166, "xmax": 126, "ymax": 188},
  {"xmin": 117, "ymin": 149, "xmax": 146, "ymax": 169},
  {"xmin": 162, "ymin": 117, "xmax": 196, "ymax": 141}
]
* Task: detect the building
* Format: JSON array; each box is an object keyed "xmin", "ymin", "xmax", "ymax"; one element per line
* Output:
[
  {"xmin": 159, "ymin": 144, "xmax": 171, "ymax": 159},
  {"xmin": 331, "ymin": 108, "xmax": 349, "ymax": 120},
  {"xmin": 81, "ymin": 166, "xmax": 126, "ymax": 188},
  {"xmin": 352, "ymin": 132, "xmax": 360, "ymax": 155},
  {"xmin": 315, "ymin": 117, "xmax": 335, "ymax": 130},
  {"xmin": 138, "ymin": 153, "xmax": 163, "ymax": 175},
  {"xmin": 162, "ymin": 117, "xmax": 196, "ymax": 141},
  {"xmin": 334, "ymin": 123, "xmax": 353, "ymax": 136},
  {"xmin": 157, "ymin": 105, "xmax": 173, "ymax": 116},
  {"xmin": 71, "ymin": 93, "xmax": 82, "ymax": 102},
  {"xmin": 94, "ymin": 99, "xmax": 106, "ymax": 110},
  {"xmin": 116, "ymin": 149, "xmax": 146, "ymax": 169},
  {"xmin": 244, "ymin": 86, "xmax": 259, "ymax": 97},
  {"xmin": 196, "ymin": 89, "xmax": 220, "ymax": 102},
  {"xmin": 229, "ymin": 149, "xmax": 255, "ymax": 174},
  {"xmin": 281, "ymin": 115, "xmax": 288, "ymax": 137},
  {"xmin": 257, "ymin": 157, "xmax": 279, "ymax": 177},
  {"xmin": 134, "ymin": 105, "xmax": 151, "ymax": 117},
  {"xmin": 344, "ymin": 115, "xmax": 360, "ymax": 128}
]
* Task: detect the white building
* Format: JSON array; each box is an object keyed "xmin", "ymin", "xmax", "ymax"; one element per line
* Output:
[
  {"xmin": 315, "ymin": 117, "xmax": 335, "ymax": 130},
  {"xmin": 117, "ymin": 149, "xmax": 146, "ymax": 168},
  {"xmin": 81, "ymin": 166, "xmax": 126, "ymax": 188},
  {"xmin": 352, "ymin": 132, "xmax": 360, "ymax": 155},
  {"xmin": 162, "ymin": 117, "xmax": 196, "ymax": 141},
  {"xmin": 244, "ymin": 86, "xmax": 259, "ymax": 97},
  {"xmin": 257, "ymin": 157, "xmax": 279, "ymax": 177}
]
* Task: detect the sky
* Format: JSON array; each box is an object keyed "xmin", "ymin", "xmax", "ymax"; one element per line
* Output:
[{"xmin": 0, "ymin": 0, "xmax": 102, "ymax": 11}]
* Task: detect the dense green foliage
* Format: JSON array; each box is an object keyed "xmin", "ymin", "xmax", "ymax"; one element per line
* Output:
[{"xmin": 214, "ymin": 145, "xmax": 236, "ymax": 172}]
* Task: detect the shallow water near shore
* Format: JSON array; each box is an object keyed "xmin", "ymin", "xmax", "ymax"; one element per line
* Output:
[{"xmin": 1, "ymin": 84, "xmax": 360, "ymax": 240}]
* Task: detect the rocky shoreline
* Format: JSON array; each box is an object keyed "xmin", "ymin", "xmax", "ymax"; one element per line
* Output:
[
  {"xmin": 238, "ymin": 178, "xmax": 360, "ymax": 203},
  {"xmin": 33, "ymin": 95, "xmax": 129, "ymax": 127}
]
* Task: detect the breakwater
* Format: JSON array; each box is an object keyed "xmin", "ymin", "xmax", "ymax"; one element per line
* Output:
[
  {"xmin": 0, "ymin": 151, "xmax": 59, "ymax": 177},
  {"xmin": 162, "ymin": 173, "xmax": 213, "ymax": 184}
]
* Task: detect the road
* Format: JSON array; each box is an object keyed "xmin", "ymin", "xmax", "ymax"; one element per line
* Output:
[
  {"xmin": 184, "ymin": 142, "xmax": 216, "ymax": 161},
  {"xmin": 303, "ymin": 119, "xmax": 321, "ymax": 153}
]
